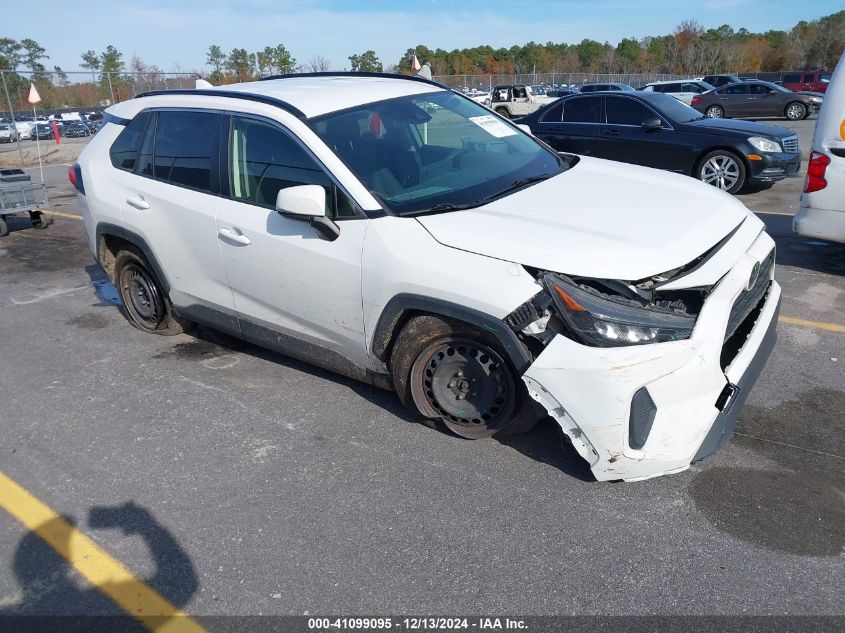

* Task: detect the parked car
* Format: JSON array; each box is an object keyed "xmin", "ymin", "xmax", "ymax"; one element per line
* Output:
[
  {"xmin": 485, "ymin": 84, "xmax": 549, "ymax": 118},
  {"xmin": 781, "ymin": 70, "xmax": 832, "ymax": 94},
  {"xmin": 691, "ymin": 80, "xmax": 823, "ymax": 120},
  {"xmin": 63, "ymin": 121, "xmax": 91, "ymax": 137},
  {"xmin": 0, "ymin": 123, "xmax": 19, "ymax": 143},
  {"xmin": 701, "ymin": 74, "xmax": 744, "ymax": 88},
  {"xmin": 519, "ymin": 91, "xmax": 801, "ymax": 194},
  {"xmin": 75, "ymin": 73, "xmax": 781, "ymax": 482},
  {"xmin": 14, "ymin": 122, "xmax": 32, "ymax": 140},
  {"xmin": 578, "ymin": 82, "xmax": 635, "ymax": 93},
  {"xmin": 641, "ymin": 80, "xmax": 715, "ymax": 104},
  {"xmin": 546, "ymin": 88, "xmax": 578, "ymax": 98},
  {"xmin": 32, "ymin": 122, "xmax": 54, "ymax": 140},
  {"xmin": 794, "ymin": 56, "xmax": 845, "ymax": 243}
]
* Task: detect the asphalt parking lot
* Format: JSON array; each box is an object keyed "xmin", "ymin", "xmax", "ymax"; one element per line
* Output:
[{"xmin": 0, "ymin": 116, "xmax": 842, "ymax": 626}]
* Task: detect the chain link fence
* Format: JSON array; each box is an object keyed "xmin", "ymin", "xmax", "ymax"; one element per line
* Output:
[
  {"xmin": 433, "ymin": 72, "xmax": 695, "ymax": 90},
  {"xmin": 0, "ymin": 70, "xmax": 200, "ymax": 121}
]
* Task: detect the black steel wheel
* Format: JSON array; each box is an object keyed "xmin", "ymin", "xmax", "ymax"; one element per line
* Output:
[
  {"xmin": 114, "ymin": 249, "xmax": 190, "ymax": 335},
  {"xmin": 29, "ymin": 211, "xmax": 48, "ymax": 229},
  {"xmin": 391, "ymin": 315, "xmax": 540, "ymax": 439}
]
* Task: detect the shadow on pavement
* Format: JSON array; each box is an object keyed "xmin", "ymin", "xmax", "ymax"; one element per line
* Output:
[
  {"xmin": 758, "ymin": 213, "xmax": 845, "ymax": 275},
  {"xmin": 689, "ymin": 388, "xmax": 845, "ymax": 556},
  {"xmin": 0, "ymin": 502, "xmax": 198, "ymax": 632}
]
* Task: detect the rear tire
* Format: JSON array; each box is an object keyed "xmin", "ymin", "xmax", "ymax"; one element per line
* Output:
[
  {"xmin": 697, "ymin": 149, "xmax": 746, "ymax": 194},
  {"xmin": 705, "ymin": 105, "xmax": 724, "ymax": 118},
  {"xmin": 114, "ymin": 248, "xmax": 190, "ymax": 336},
  {"xmin": 785, "ymin": 102, "xmax": 806, "ymax": 121},
  {"xmin": 390, "ymin": 315, "xmax": 539, "ymax": 439},
  {"xmin": 494, "ymin": 106, "xmax": 511, "ymax": 119}
]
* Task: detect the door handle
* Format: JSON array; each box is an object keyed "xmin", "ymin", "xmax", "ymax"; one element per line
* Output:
[
  {"xmin": 218, "ymin": 227, "xmax": 251, "ymax": 246},
  {"xmin": 126, "ymin": 195, "xmax": 150, "ymax": 210},
  {"xmin": 604, "ymin": 129, "xmax": 621, "ymax": 136}
]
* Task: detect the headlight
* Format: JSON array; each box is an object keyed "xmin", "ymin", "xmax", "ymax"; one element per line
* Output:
[
  {"xmin": 748, "ymin": 136, "xmax": 781, "ymax": 153},
  {"xmin": 809, "ymin": 97, "xmax": 822, "ymax": 102},
  {"xmin": 542, "ymin": 274, "xmax": 696, "ymax": 347}
]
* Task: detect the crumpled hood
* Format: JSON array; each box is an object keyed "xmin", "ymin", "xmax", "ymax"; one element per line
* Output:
[{"xmin": 416, "ymin": 156, "xmax": 750, "ymax": 280}]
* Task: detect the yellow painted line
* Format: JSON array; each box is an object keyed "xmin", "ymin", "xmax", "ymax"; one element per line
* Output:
[
  {"xmin": 779, "ymin": 315, "xmax": 845, "ymax": 333},
  {"xmin": 753, "ymin": 210, "xmax": 795, "ymax": 217},
  {"xmin": 44, "ymin": 209, "xmax": 82, "ymax": 220},
  {"xmin": 0, "ymin": 470, "xmax": 208, "ymax": 633}
]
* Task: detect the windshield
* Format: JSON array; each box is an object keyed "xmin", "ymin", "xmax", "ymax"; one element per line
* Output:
[
  {"xmin": 648, "ymin": 93, "xmax": 704, "ymax": 122},
  {"xmin": 311, "ymin": 90, "xmax": 565, "ymax": 215}
]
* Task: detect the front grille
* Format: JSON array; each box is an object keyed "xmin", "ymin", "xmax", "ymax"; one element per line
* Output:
[
  {"xmin": 724, "ymin": 250, "xmax": 775, "ymax": 342},
  {"xmin": 720, "ymin": 250, "xmax": 775, "ymax": 369},
  {"xmin": 781, "ymin": 135, "xmax": 799, "ymax": 154}
]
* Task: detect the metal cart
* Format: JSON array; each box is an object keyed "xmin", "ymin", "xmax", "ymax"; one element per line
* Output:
[{"xmin": 0, "ymin": 168, "xmax": 49, "ymax": 237}]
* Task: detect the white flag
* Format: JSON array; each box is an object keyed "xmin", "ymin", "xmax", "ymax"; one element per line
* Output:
[
  {"xmin": 411, "ymin": 54, "xmax": 421, "ymax": 72},
  {"xmin": 28, "ymin": 83, "xmax": 41, "ymax": 105}
]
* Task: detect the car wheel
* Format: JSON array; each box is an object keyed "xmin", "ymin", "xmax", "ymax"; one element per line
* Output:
[
  {"xmin": 785, "ymin": 102, "xmax": 806, "ymax": 121},
  {"xmin": 705, "ymin": 105, "xmax": 724, "ymax": 118},
  {"xmin": 697, "ymin": 150, "xmax": 746, "ymax": 194},
  {"xmin": 114, "ymin": 248, "xmax": 190, "ymax": 336},
  {"xmin": 29, "ymin": 211, "xmax": 48, "ymax": 229},
  {"xmin": 494, "ymin": 107, "xmax": 511, "ymax": 119},
  {"xmin": 390, "ymin": 315, "xmax": 539, "ymax": 439},
  {"xmin": 0, "ymin": 218, "xmax": 8, "ymax": 237}
]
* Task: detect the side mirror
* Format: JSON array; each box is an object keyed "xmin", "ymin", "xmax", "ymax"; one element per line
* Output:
[
  {"xmin": 276, "ymin": 185, "xmax": 340, "ymax": 241},
  {"xmin": 641, "ymin": 117, "xmax": 663, "ymax": 131},
  {"xmin": 276, "ymin": 184, "xmax": 326, "ymax": 217},
  {"xmin": 516, "ymin": 123, "xmax": 533, "ymax": 135}
]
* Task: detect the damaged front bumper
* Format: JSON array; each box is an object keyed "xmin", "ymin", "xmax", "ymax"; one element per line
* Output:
[{"xmin": 522, "ymin": 232, "xmax": 780, "ymax": 482}]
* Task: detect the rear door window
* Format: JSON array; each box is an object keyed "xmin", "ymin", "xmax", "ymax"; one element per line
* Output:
[
  {"xmin": 802, "ymin": 73, "xmax": 815, "ymax": 82},
  {"xmin": 560, "ymin": 97, "xmax": 602, "ymax": 123},
  {"xmin": 605, "ymin": 97, "xmax": 657, "ymax": 126},
  {"xmin": 153, "ymin": 110, "xmax": 221, "ymax": 193},
  {"xmin": 722, "ymin": 84, "xmax": 748, "ymax": 95}
]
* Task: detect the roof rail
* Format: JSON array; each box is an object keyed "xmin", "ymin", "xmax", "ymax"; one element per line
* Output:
[
  {"xmin": 134, "ymin": 89, "xmax": 308, "ymax": 120},
  {"xmin": 259, "ymin": 71, "xmax": 448, "ymax": 90}
]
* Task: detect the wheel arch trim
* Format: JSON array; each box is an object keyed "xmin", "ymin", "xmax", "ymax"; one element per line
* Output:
[
  {"xmin": 95, "ymin": 222, "xmax": 171, "ymax": 293},
  {"xmin": 371, "ymin": 293, "xmax": 532, "ymax": 375}
]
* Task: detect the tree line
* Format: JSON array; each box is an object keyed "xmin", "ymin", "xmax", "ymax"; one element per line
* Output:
[
  {"xmin": 397, "ymin": 11, "xmax": 843, "ymax": 76},
  {"xmin": 0, "ymin": 9, "xmax": 841, "ymax": 110}
]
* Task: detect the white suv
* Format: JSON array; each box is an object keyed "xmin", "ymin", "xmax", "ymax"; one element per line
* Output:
[{"xmin": 75, "ymin": 73, "xmax": 781, "ymax": 481}]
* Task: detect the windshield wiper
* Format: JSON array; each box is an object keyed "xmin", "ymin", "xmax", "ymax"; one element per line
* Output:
[{"xmin": 480, "ymin": 173, "xmax": 553, "ymax": 203}]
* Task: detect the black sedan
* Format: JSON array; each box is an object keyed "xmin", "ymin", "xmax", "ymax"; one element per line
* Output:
[
  {"xmin": 62, "ymin": 121, "xmax": 91, "ymax": 138},
  {"xmin": 518, "ymin": 91, "xmax": 801, "ymax": 193}
]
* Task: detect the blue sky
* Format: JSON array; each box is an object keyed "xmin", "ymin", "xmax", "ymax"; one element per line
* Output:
[{"xmin": 7, "ymin": 0, "xmax": 838, "ymax": 74}]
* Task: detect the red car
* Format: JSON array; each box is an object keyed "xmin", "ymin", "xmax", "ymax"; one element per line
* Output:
[{"xmin": 780, "ymin": 70, "xmax": 832, "ymax": 94}]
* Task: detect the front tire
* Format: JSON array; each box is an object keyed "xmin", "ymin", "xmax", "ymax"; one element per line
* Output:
[
  {"xmin": 390, "ymin": 315, "xmax": 539, "ymax": 439},
  {"xmin": 705, "ymin": 105, "xmax": 724, "ymax": 118},
  {"xmin": 114, "ymin": 248, "xmax": 190, "ymax": 336},
  {"xmin": 494, "ymin": 106, "xmax": 511, "ymax": 119},
  {"xmin": 785, "ymin": 102, "xmax": 806, "ymax": 121},
  {"xmin": 697, "ymin": 150, "xmax": 746, "ymax": 194}
]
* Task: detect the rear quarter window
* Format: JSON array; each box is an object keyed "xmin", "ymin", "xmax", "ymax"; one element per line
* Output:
[{"xmin": 109, "ymin": 112, "xmax": 152, "ymax": 171}]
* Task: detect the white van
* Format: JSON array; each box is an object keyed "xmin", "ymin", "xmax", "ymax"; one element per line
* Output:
[{"xmin": 794, "ymin": 52, "xmax": 845, "ymax": 243}]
